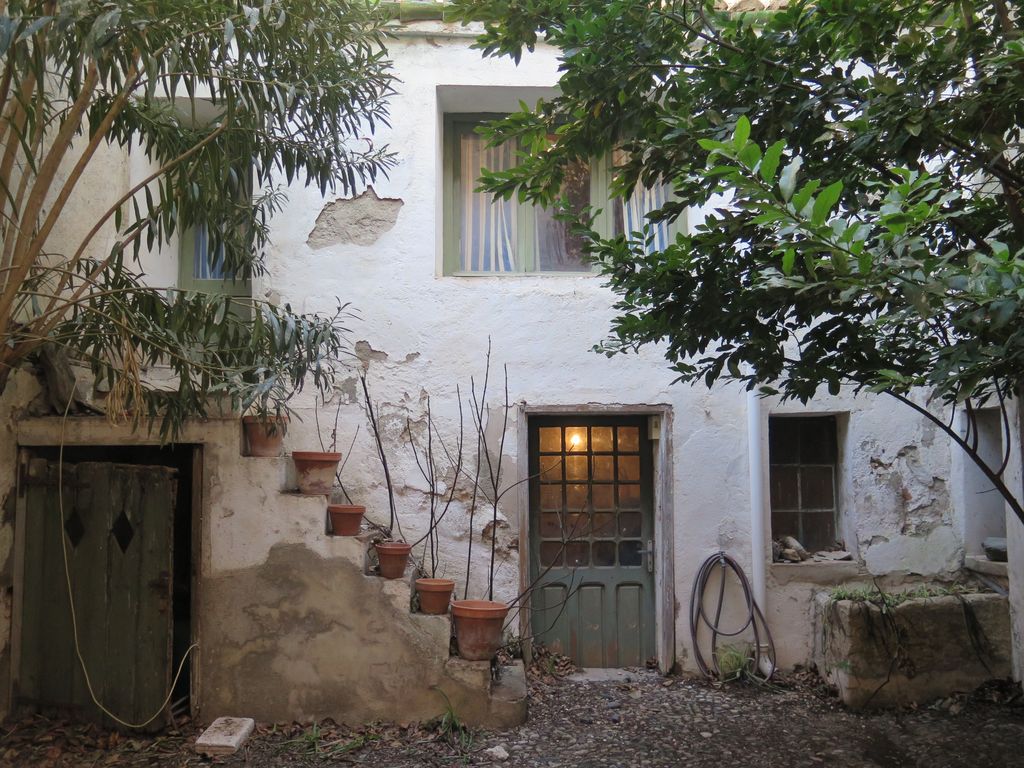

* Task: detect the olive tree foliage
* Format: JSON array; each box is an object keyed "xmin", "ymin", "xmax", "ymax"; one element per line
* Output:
[
  {"xmin": 0, "ymin": 0, "xmax": 394, "ymax": 438},
  {"xmin": 450, "ymin": 0, "xmax": 1024, "ymax": 524}
]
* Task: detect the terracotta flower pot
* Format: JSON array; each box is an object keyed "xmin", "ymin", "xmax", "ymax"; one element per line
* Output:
[
  {"xmin": 375, "ymin": 541, "xmax": 412, "ymax": 579},
  {"xmin": 242, "ymin": 415, "xmax": 288, "ymax": 457},
  {"xmin": 416, "ymin": 578, "xmax": 456, "ymax": 615},
  {"xmin": 451, "ymin": 599, "xmax": 510, "ymax": 660},
  {"xmin": 328, "ymin": 504, "xmax": 365, "ymax": 536},
  {"xmin": 292, "ymin": 451, "xmax": 342, "ymax": 495}
]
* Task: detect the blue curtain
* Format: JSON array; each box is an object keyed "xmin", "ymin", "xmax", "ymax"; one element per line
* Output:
[
  {"xmin": 621, "ymin": 182, "xmax": 672, "ymax": 254},
  {"xmin": 193, "ymin": 223, "xmax": 227, "ymax": 280}
]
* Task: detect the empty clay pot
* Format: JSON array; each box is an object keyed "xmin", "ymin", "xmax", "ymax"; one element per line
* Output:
[
  {"xmin": 451, "ymin": 599, "xmax": 510, "ymax": 660},
  {"xmin": 242, "ymin": 415, "xmax": 288, "ymax": 457},
  {"xmin": 375, "ymin": 541, "xmax": 412, "ymax": 579},
  {"xmin": 328, "ymin": 504, "xmax": 365, "ymax": 536},
  {"xmin": 416, "ymin": 578, "xmax": 456, "ymax": 614},
  {"xmin": 292, "ymin": 451, "xmax": 342, "ymax": 495}
]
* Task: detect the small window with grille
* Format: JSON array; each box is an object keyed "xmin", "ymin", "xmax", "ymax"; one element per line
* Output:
[{"xmin": 768, "ymin": 415, "xmax": 839, "ymax": 553}]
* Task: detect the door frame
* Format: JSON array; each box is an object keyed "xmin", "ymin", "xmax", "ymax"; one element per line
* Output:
[{"xmin": 517, "ymin": 404, "xmax": 675, "ymax": 672}]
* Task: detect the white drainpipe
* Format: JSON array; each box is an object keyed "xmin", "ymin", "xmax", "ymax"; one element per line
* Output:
[
  {"xmin": 747, "ymin": 388, "xmax": 775, "ymax": 676},
  {"xmin": 746, "ymin": 388, "xmax": 768, "ymax": 609}
]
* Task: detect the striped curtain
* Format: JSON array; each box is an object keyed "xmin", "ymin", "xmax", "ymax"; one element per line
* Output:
[
  {"xmin": 459, "ymin": 134, "xmax": 518, "ymax": 272},
  {"xmin": 621, "ymin": 182, "xmax": 672, "ymax": 254},
  {"xmin": 193, "ymin": 223, "xmax": 227, "ymax": 280}
]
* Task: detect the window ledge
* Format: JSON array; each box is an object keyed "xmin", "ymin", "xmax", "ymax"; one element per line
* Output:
[
  {"xmin": 770, "ymin": 560, "xmax": 864, "ymax": 586},
  {"xmin": 442, "ymin": 271, "xmax": 600, "ymax": 279},
  {"xmin": 964, "ymin": 555, "xmax": 1008, "ymax": 578}
]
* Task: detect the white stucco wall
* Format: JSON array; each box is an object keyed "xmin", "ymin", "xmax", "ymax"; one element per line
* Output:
[
  {"xmin": 2, "ymin": 23, "xmax": 1021, "ymax": 722},
  {"xmin": 252, "ymin": 26, "xmax": 985, "ymax": 672}
]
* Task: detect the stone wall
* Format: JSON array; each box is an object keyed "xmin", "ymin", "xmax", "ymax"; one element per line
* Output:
[{"xmin": 815, "ymin": 593, "xmax": 1012, "ymax": 709}]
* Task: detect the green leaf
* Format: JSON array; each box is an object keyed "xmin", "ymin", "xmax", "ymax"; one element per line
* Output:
[
  {"xmin": 779, "ymin": 156, "xmax": 803, "ymax": 202},
  {"xmin": 812, "ymin": 181, "xmax": 843, "ymax": 225},
  {"xmin": 782, "ymin": 248, "xmax": 796, "ymax": 276},
  {"xmin": 759, "ymin": 141, "xmax": 785, "ymax": 183},
  {"xmin": 224, "ymin": 17, "xmax": 235, "ymax": 44},
  {"xmin": 733, "ymin": 116, "xmax": 751, "ymax": 150}
]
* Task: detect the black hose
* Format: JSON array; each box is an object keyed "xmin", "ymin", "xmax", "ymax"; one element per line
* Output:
[{"xmin": 689, "ymin": 551, "xmax": 776, "ymax": 682}]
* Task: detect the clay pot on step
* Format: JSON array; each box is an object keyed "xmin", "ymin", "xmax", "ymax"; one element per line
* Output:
[
  {"xmin": 242, "ymin": 415, "xmax": 288, "ymax": 457},
  {"xmin": 451, "ymin": 599, "xmax": 510, "ymax": 660},
  {"xmin": 375, "ymin": 541, "xmax": 412, "ymax": 579},
  {"xmin": 416, "ymin": 578, "xmax": 456, "ymax": 615},
  {"xmin": 328, "ymin": 504, "xmax": 365, "ymax": 536},
  {"xmin": 292, "ymin": 451, "xmax": 342, "ymax": 495}
]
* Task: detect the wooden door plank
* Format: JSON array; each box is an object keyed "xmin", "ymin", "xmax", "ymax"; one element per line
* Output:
[
  {"xmin": 18, "ymin": 478, "xmax": 48, "ymax": 707},
  {"xmin": 39, "ymin": 466, "xmax": 76, "ymax": 710},
  {"xmin": 135, "ymin": 466, "xmax": 176, "ymax": 726},
  {"xmin": 69, "ymin": 463, "xmax": 109, "ymax": 717}
]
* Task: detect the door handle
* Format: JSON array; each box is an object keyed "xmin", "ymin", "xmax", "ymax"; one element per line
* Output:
[{"xmin": 638, "ymin": 539, "xmax": 654, "ymax": 573}]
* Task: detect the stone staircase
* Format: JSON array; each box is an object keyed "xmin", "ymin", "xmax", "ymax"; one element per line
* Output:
[{"xmin": 197, "ymin": 452, "xmax": 526, "ymax": 729}]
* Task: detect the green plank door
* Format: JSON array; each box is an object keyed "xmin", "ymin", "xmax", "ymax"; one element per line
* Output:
[
  {"xmin": 529, "ymin": 417, "xmax": 655, "ymax": 668},
  {"xmin": 19, "ymin": 460, "xmax": 177, "ymax": 729}
]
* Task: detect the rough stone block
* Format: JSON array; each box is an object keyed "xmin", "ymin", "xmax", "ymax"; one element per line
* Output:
[
  {"xmin": 488, "ymin": 661, "xmax": 528, "ymax": 729},
  {"xmin": 819, "ymin": 593, "xmax": 1011, "ymax": 709},
  {"xmin": 195, "ymin": 716, "xmax": 255, "ymax": 756}
]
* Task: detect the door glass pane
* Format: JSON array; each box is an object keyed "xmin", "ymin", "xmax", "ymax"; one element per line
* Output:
[
  {"xmin": 539, "ymin": 455, "xmax": 562, "ymax": 481},
  {"xmin": 592, "ymin": 512, "xmax": 615, "ymax": 537},
  {"xmin": 540, "ymin": 485, "xmax": 562, "ymax": 511},
  {"xmin": 769, "ymin": 465, "xmax": 798, "ymax": 509},
  {"xmin": 566, "ymin": 455, "xmax": 589, "ymax": 482},
  {"xmin": 566, "ymin": 541, "xmax": 590, "ymax": 567},
  {"xmin": 539, "ymin": 427, "xmax": 562, "ymax": 453},
  {"xmin": 565, "ymin": 426, "xmax": 588, "ymax": 452},
  {"xmin": 540, "ymin": 541, "xmax": 564, "ymax": 566},
  {"xmin": 619, "ymin": 484, "xmax": 641, "ymax": 509},
  {"xmin": 619, "ymin": 540, "xmax": 643, "ymax": 567},
  {"xmin": 618, "ymin": 512, "xmax": 642, "ymax": 537},
  {"xmin": 592, "ymin": 427, "xmax": 614, "ymax": 452},
  {"xmin": 593, "ymin": 455, "xmax": 615, "ymax": 481},
  {"xmin": 539, "ymin": 513, "xmax": 562, "ymax": 538},
  {"xmin": 617, "ymin": 426, "xmax": 640, "ymax": 452},
  {"xmin": 593, "ymin": 541, "xmax": 616, "ymax": 566},
  {"xmin": 564, "ymin": 513, "xmax": 590, "ymax": 538},
  {"xmin": 618, "ymin": 455, "xmax": 640, "ymax": 482},
  {"xmin": 565, "ymin": 484, "xmax": 588, "ymax": 512},
  {"xmin": 592, "ymin": 485, "xmax": 615, "ymax": 511}
]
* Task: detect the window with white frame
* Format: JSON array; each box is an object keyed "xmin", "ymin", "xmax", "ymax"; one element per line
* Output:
[
  {"xmin": 769, "ymin": 415, "xmax": 839, "ymax": 552},
  {"xmin": 442, "ymin": 114, "xmax": 678, "ymax": 275}
]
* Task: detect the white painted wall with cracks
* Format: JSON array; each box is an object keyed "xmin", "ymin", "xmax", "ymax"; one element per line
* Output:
[{"xmin": 0, "ymin": 22, "xmax": 1021, "ymax": 714}]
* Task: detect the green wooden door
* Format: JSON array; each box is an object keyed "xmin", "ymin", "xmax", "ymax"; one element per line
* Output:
[
  {"xmin": 18, "ymin": 460, "xmax": 177, "ymax": 729},
  {"xmin": 529, "ymin": 417, "xmax": 656, "ymax": 667}
]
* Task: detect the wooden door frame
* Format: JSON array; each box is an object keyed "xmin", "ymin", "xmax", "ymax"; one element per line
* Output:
[
  {"xmin": 516, "ymin": 404, "xmax": 675, "ymax": 672},
  {"xmin": 8, "ymin": 442, "xmax": 203, "ymax": 721}
]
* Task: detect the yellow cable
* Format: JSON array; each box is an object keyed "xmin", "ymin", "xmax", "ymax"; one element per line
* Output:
[{"xmin": 57, "ymin": 391, "xmax": 198, "ymax": 729}]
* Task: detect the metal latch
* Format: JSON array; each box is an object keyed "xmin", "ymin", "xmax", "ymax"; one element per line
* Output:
[{"xmin": 638, "ymin": 539, "xmax": 655, "ymax": 573}]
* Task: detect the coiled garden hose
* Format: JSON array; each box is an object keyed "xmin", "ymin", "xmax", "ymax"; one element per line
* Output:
[{"xmin": 689, "ymin": 551, "xmax": 776, "ymax": 682}]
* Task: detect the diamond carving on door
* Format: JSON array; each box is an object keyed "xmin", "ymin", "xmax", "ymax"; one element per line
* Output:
[{"xmin": 529, "ymin": 417, "xmax": 655, "ymax": 668}]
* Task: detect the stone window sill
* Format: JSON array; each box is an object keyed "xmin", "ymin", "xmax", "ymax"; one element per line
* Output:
[
  {"xmin": 770, "ymin": 560, "xmax": 864, "ymax": 586},
  {"xmin": 964, "ymin": 555, "xmax": 1008, "ymax": 578}
]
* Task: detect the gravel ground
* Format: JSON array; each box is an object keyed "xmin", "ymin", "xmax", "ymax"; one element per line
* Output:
[{"xmin": 3, "ymin": 671, "xmax": 1024, "ymax": 767}]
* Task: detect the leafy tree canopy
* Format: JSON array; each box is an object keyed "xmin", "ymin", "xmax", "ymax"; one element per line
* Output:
[
  {"xmin": 450, "ymin": 0, "xmax": 1024, "ymax": 520},
  {"xmin": 0, "ymin": 0, "xmax": 394, "ymax": 438}
]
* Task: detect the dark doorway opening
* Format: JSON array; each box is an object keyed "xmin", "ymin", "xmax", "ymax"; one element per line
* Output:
[{"xmin": 20, "ymin": 443, "xmax": 196, "ymax": 725}]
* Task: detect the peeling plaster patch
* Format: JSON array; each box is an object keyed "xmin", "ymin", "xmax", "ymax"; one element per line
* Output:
[
  {"xmin": 404, "ymin": 352, "xmax": 421, "ymax": 364},
  {"xmin": 355, "ymin": 340, "xmax": 389, "ymax": 368},
  {"xmin": 306, "ymin": 187, "xmax": 403, "ymax": 249}
]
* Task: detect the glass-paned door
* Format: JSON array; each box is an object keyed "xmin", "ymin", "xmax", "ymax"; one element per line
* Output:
[{"xmin": 528, "ymin": 416, "xmax": 655, "ymax": 667}]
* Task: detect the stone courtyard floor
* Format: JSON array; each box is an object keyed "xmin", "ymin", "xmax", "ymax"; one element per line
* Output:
[{"xmin": 3, "ymin": 669, "xmax": 1024, "ymax": 767}]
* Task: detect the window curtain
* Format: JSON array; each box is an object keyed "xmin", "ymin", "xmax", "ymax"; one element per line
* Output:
[
  {"xmin": 193, "ymin": 223, "xmax": 227, "ymax": 280},
  {"xmin": 459, "ymin": 133, "xmax": 518, "ymax": 272},
  {"xmin": 621, "ymin": 182, "xmax": 672, "ymax": 254}
]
